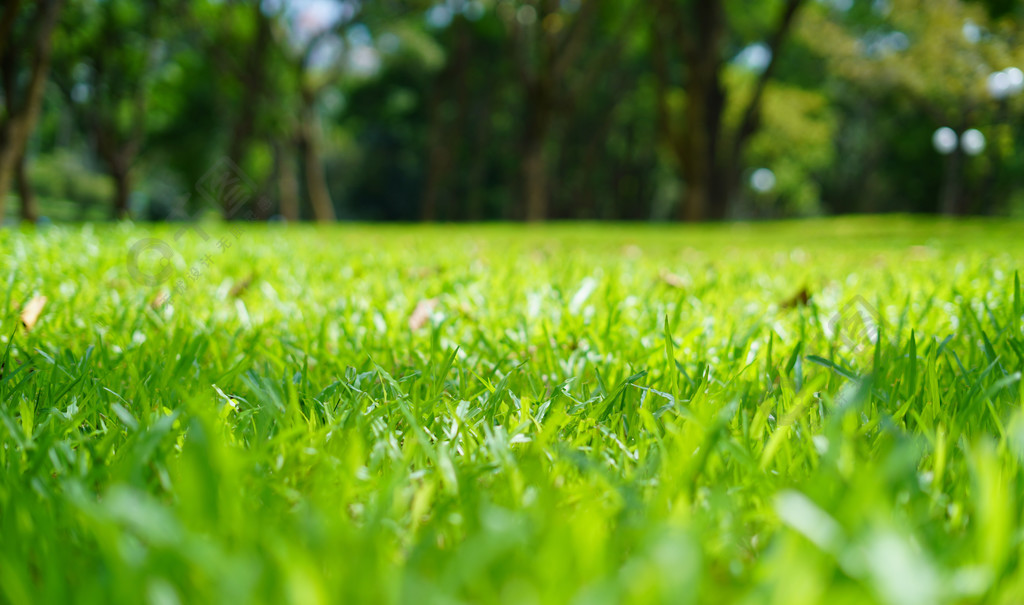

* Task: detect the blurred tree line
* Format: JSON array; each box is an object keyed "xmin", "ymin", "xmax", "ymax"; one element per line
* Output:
[{"xmin": 1, "ymin": 0, "xmax": 1023, "ymax": 223}]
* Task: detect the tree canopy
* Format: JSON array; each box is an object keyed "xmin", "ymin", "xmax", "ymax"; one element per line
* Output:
[{"xmin": 2, "ymin": 0, "xmax": 1023, "ymax": 222}]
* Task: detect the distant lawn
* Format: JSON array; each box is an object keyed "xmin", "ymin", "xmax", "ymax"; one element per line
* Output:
[{"xmin": 2, "ymin": 218, "xmax": 1024, "ymax": 604}]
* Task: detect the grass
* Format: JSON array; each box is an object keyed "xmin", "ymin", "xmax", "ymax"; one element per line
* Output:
[{"xmin": 2, "ymin": 216, "xmax": 1024, "ymax": 604}]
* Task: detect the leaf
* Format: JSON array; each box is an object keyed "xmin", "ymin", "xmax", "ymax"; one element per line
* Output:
[
  {"xmin": 907, "ymin": 330, "xmax": 918, "ymax": 395},
  {"xmin": 229, "ymin": 273, "xmax": 255, "ymax": 298},
  {"xmin": 569, "ymin": 277, "xmax": 598, "ymax": 313},
  {"xmin": 150, "ymin": 291, "xmax": 170, "ymax": 309},
  {"xmin": 409, "ymin": 298, "xmax": 438, "ymax": 332},
  {"xmin": 20, "ymin": 295, "xmax": 47, "ymax": 331},
  {"xmin": 1014, "ymin": 271, "xmax": 1021, "ymax": 322},
  {"xmin": 805, "ymin": 354, "xmax": 860, "ymax": 381},
  {"xmin": 780, "ymin": 287, "xmax": 811, "ymax": 309},
  {"xmin": 659, "ymin": 270, "xmax": 687, "ymax": 289},
  {"xmin": 774, "ymin": 490, "xmax": 843, "ymax": 553}
]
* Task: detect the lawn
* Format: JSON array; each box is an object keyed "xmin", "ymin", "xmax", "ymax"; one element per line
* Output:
[{"xmin": 2, "ymin": 217, "xmax": 1023, "ymax": 604}]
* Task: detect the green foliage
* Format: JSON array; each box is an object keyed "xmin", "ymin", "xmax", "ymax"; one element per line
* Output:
[
  {"xmin": 801, "ymin": 0, "xmax": 1024, "ymax": 118},
  {"xmin": 3, "ymin": 220, "xmax": 1024, "ymax": 602},
  {"xmin": 7, "ymin": 0, "xmax": 1023, "ymax": 220},
  {"xmin": 725, "ymin": 69, "xmax": 838, "ymax": 215},
  {"xmin": 27, "ymin": 151, "xmax": 112, "ymax": 209}
]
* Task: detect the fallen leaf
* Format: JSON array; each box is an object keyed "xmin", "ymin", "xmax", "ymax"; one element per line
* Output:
[
  {"xmin": 909, "ymin": 245, "xmax": 936, "ymax": 259},
  {"xmin": 780, "ymin": 287, "xmax": 812, "ymax": 309},
  {"xmin": 20, "ymin": 295, "xmax": 47, "ymax": 331},
  {"xmin": 151, "ymin": 291, "xmax": 170, "ymax": 309},
  {"xmin": 409, "ymin": 298, "xmax": 438, "ymax": 331},
  {"xmin": 622, "ymin": 245, "xmax": 643, "ymax": 259},
  {"xmin": 230, "ymin": 273, "xmax": 255, "ymax": 298},
  {"xmin": 408, "ymin": 266, "xmax": 439, "ymax": 279},
  {"xmin": 659, "ymin": 270, "xmax": 687, "ymax": 289}
]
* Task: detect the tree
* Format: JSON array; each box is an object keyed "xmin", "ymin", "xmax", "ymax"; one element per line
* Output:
[
  {"xmin": 652, "ymin": 0, "xmax": 805, "ymax": 221},
  {"xmin": 419, "ymin": 13, "xmax": 473, "ymax": 222},
  {"xmin": 497, "ymin": 0, "xmax": 639, "ymax": 222},
  {"xmin": 0, "ymin": 0, "xmax": 64, "ymax": 223},
  {"xmin": 274, "ymin": 0, "xmax": 401, "ymax": 223},
  {"xmin": 176, "ymin": 0, "xmax": 286, "ymax": 220},
  {"xmin": 801, "ymin": 0, "xmax": 1024, "ymax": 215},
  {"xmin": 52, "ymin": 0, "xmax": 165, "ymax": 220}
]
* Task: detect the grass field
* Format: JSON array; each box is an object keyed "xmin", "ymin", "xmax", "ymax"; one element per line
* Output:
[{"xmin": 2, "ymin": 217, "xmax": 1024, "ymax": 604}]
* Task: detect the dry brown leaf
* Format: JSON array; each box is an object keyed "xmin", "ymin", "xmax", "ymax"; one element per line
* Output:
[
  {"xmin": 780, "ymin": 287, "xmax": 812, "ymax": 309},
  {"xmin": 408, "ymin": 266, "xmax": 438, "ymax": 279},
  {"xmin": 20, "ymin": 295, "xmax": 47, "ymax": 331},
  {"xmin": 230, "ymin": 273, "xmax": 255, "ymax": 298},
  {"xmin": 409, "ymin": 298, "xmax": 438, "ymax": 331},
  {"xmin": 659, "ymin": 270, "xmax": 687, "ymax": 289},
  {"xmin": 622, "ymin": 245, "xmax": 643, "ymax": 260},
  {"xmin": 909, "ymin": 246, "xmax": 936, "ymax": 260},
  {"xmin": 151, "ymin": 291, "xmax": 170, "ymax": 309}
]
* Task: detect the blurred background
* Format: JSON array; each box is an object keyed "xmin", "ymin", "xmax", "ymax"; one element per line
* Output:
[{"xmin": 1, "ymin": 0, "xmax": 1023, "ymax": 224}]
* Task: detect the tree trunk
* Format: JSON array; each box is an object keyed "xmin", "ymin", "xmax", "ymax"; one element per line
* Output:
[
  {"xmin": 522, "ymin": 138, "xmax": 548, "ymax": 222},
  {"xmin": 420, "ymin": 97, "xmax": 450, "ymax": 221},
  {"xmin": 655, "ymin": 0, "xmax": 802, "ymax": 222},
  {"xmin": 677, "ymin": 2, "xmax": 727, "ymax": 222},
  {"xmin": 299, "ymin": 95, "xmax": 336, "ymax": 222},
  {"xmin": 0, "ymin": 0, "xmax": 23, "ymax": 63},
  {"xmin": 0, "ymin": 119, "xmax": 30, "ymax": 222},
  {"xmin": 96, "ymin": 133, "xmax": 134, "ymax": 220},
  {"xmin": 679, "ymin": 82, "xmax": 728, "ymax": 221},
  {"xmin": 112, "ymin": 163, "xmax": 131, "ymax": 220},
  {"xmin": 522, "ymin": 88, "xmax": 551, "ymax": 222},
  {"xmin": 226, "ymin": 111, "xmax": 255, "ymax": 180},
  {"xmin": 224, "ymin": 3, "xmax": 271, "ymax": 192},
  {"xmin": 940, "ymin": 145, "xmax": 963, "ymax": 216},
  {"xmin": 15, "ymin": 154, "xmax": 37, "ymax": 223},
  {"xmin": 575, "ymin": 111, "xmax": 617, "ymax": 219},
  {"xmin": 420, "ymin": 19, "xmax": 471, "ymax": 222},
  {"xmin": 276, "ymin": 140, "xmax": 301, "ymax": 221},
  {"xmin": 680, "ymin": 170, "xmax": 710, "ymax": 222},
  {"xmin": 0, "ymin": 0, "xmax": 62, "ymax": 220},
  {"xmin": 465, "ymin": 93, "xmax": 493, "ymax": 221}
]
